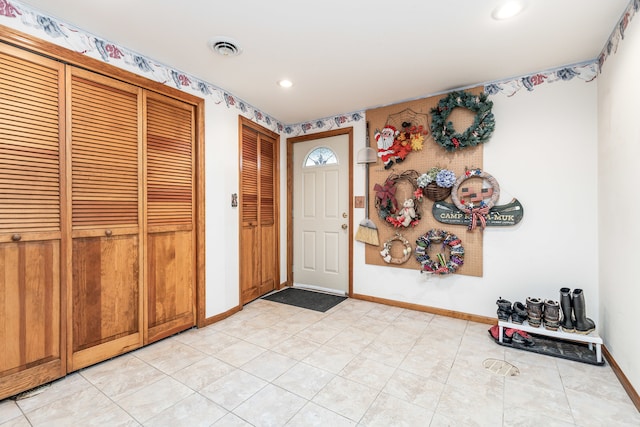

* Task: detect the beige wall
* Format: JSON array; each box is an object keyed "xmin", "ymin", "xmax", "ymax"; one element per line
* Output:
[{"xmin": 597, "ymin": 13, "xmax": 640, "ymax": 395}]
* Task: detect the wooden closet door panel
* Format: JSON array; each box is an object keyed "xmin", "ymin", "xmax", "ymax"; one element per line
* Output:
[
  {"xmin": 239, "ymin": 120, "xmax": 278, "ymax": 304},
  {"xmin": 0, "ymin": 241, "xmax": 61, "ymax": 392},
  {"xmin": 147, "ymin": 231, "xmax": 193, "ymax": 341},
  {"xmin": 259, "ymin": 134, "xmax": 276, "ymax": 295},
  {"xmin": 71, "ymin": 236, "xmax": 139, "ymax": 351},
  {"xmin": 239, "ymin": 125, "xmax": 260, "ymax": 303},
  {"xmin": 240, "ymin": 225, "xmax": 261, "ymax": 302},
  {"xmin": 0, "ymin": 43, "xmax": 65, "ymax": 400},
  {"xmin": 68, "ymin": 67, "xmax": 143, "ymax": 371},
  {"xmin": 145, "ymin": 93, "xmax": 195, "ymax": 343},
  {"xmin": 0, "ymin": 44, "xmax": 63, "ymax": 237}
]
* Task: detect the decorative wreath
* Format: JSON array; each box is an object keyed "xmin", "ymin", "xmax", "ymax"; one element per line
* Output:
[
  {"xmin": 430, "ymin": 90, "xmax": 495, "ymax": 152},
  {"xmin": 374, "ymin": 170, "xmax": 422, "ymax": 228},
  {"xmin": 451, "ymin": 168, "xmax": 501, "ymax": 230},
  {"xmin": 380, "ymin": 233, "xmax": 412, "ymax": 264},
  {"xmin": 415, "ymin": 229, "xmax": 465, "ymax": 274}
]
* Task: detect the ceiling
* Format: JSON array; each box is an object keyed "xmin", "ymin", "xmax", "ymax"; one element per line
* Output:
[{"xmin": 19, "ymin": 0, "xmax": 631, "ymax": 125}]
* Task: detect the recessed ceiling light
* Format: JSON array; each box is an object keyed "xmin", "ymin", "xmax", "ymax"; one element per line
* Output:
[
  {"xmin": 492, "ymin": 0, "xmax": 526, "ymax": 20},
  {"xmin": 209, "ymin": 36, "xmax": 242, "ymax": 57},
  {"xmin": 278, "ymin": 79, "xmax": 293, "ymax": 88}
]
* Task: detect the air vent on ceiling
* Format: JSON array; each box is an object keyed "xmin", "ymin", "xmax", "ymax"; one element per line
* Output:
[{"xmin": 209, "ymin": 37, "xmax": 242, "ymax": 57}]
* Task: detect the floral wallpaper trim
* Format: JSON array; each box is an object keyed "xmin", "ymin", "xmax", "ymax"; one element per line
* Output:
[
  {"xmin": 1, "ymin": 0, "xmax": 636, "ymax": 134},
  {"xmin": 0, "ymin": 0, "xmax": 287, "ymax": 134},
  {"xmin": 484, "ymin": 61, "xmax": 598, "ymax": 97},
  {"xmin": 598, "ymin": 0, "xmax": 639, "ymax": 72}
]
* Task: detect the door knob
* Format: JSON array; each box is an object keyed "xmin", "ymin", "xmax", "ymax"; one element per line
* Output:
[
  {"xmin": 342, "ymin": 212, "xmax": 348, "ymax": 218},
  {"xmin": 105, "ymin": 229, "xmax": 113, "ymax": 237},
  {"xmin": 341, "ymin": 224, "xmax": 348, "ymax": 230}
]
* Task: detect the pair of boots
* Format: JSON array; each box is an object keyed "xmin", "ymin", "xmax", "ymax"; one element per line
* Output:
[
  {"xmin": 496, "ymin": 298, "xmax": 528, "ymax": 324},
  {"xmin": 559, "ymin": 288, "xmax": 595, "ymax": 334},
  {"xmin": 525, "ymin": 297, "xmax": 560, "ymax": 331},
  {"xmin": 495, "ymin": 298, "xmax": 556, "ymax": 329}
]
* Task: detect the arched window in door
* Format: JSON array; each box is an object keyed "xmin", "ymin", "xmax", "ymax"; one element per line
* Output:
[{"xmin": 304, "ymin": 146, "xmax": 338, "ymax": 167}]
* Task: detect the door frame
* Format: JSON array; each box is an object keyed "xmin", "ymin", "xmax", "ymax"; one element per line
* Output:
[{"xmin": 287, "ymin": 127, "xmax": 353, "ymax": 296}]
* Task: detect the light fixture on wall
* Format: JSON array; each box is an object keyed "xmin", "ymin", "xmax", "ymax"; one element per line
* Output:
[
  {"xmin": 356, "ymin": 146, "xmax": 377, "ymax": 164},
  {"xmin": 492, "ymin": 0, "xmax": 526, "ymax": 20},
  {"xmin": 209, "ymin": 36, "xmax": 242, "ymax": 57}
]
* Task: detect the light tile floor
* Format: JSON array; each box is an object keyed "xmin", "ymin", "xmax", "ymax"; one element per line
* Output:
[{"xmin": 1, "ymin": 297, "xmax": 639, "ymax": 426}]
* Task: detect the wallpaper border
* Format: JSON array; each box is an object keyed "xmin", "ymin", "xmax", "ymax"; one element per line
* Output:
[{"xmin": 1, "ymin": 0, "xmax": 636, "ymax": 136}]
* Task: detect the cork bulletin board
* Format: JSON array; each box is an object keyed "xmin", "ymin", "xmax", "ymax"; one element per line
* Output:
[{"xmin": 365, "ymin": 87, "xmax": 485, "ymax": 277}]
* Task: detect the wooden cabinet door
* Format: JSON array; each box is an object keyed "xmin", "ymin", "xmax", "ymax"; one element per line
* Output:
[
  {"xmin": 0, "ymin": 43, "xmax": 66, "ymax": 399},
  {"xmin": 144, "ymin": 92, "xmax": 195, "ymax": 344},
  {"xmin": 239, "ymin": 119, "xmax": 279, "ymax": 304},
  {"xmin": 67, "ymin": 68, "xmax": 143, "ymax": 371}
]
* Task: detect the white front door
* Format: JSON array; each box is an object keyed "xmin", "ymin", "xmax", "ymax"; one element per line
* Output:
[{"xmin": 293, "ymin": 135, "xmax": 349, "ymax": 294}]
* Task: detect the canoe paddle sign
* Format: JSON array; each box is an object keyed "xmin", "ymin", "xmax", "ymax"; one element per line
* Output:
[{"xmin": 432, "ymin": 169, "xmax": 523, "ymax": 230}]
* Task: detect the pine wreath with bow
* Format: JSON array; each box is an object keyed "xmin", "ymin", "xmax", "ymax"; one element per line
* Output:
[{"xmin": 430, "ymin": 90, "xmax": 495, "ymax": 152}]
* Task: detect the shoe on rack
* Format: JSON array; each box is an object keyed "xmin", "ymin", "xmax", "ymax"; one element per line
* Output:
[
  {"xmin": 511, "ymin": 301, "xmax": 528, "ymax": 324},
  {"xmin": 543, "ymin": 299, "xmax": 560, "ymax": 331},
  {"xmin": 496, "ymin": 297, "xmax": 513, "ymax": 321},
  {"xmin": 526, "ymin": 297, "xmax": 543, "ymax": 327},
  {"xmin": 572, "ymin": 289, "xmax": 596, "ymax": 334},
  {"xmin": 559, "ymin": 287, "xmax": 575, "ymax": 332}
]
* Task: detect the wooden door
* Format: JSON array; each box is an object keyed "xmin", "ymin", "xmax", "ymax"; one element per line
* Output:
[
  {"xmin": 144, "ymin": 92, "xmax": 195, "ymax": 344},
  {"xmin": 0, "ymin": 43, "xmax": 66, "ymax": 399},
  {"xmin": 239, "ymin": 118, "xmax": 279, "ymax": 304},
  {"xmin": 67, "ymin": 67, "xmax": 143, "ymax": 371}
]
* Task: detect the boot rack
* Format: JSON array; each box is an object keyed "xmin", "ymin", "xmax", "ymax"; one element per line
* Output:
[{"xmin": 497, "ymin": 320, "xmax": 603, "ymax": 364}]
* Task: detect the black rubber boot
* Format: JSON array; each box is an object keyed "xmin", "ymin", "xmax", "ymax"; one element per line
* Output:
[
  {"xmin": 559, "ymin": 287, "xmax": 575, "ymax": 332},
  {"xmin": 511, "ymin": 301, "xmax": 528, "ymax": 324},
  {"xmin": 526, "ymin": 297, "xmax": 543, "ymax": 327},
  {"xmin": 572, "ymin": 289, "xmax": 595, "ymax": 334},
  {"xmin": 543, "ymin": 299, "xmax": 560, "ymax": 331},
  {"xmin": 496, "ymin": 297, "xmax": 512, "ymax": 321}
]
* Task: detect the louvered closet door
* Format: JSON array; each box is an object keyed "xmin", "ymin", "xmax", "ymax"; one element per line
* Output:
[
  {"xmin": 0, "ymin": 43, "xmax": 66, "ymax": 400},
  {"xmin": 144, "ymin": 92, "xmax": 195, "ymax": 344},
  {"xmin": 67, "ymin": 67, "xmax": 143, "ymax": 371},
  {"xmin": 259, "ymin": 134, "xmax": 277, "ymax": 296},
  {"xmin": 239, "ymin": 120, "xmax": 278, "ymax": 304}
]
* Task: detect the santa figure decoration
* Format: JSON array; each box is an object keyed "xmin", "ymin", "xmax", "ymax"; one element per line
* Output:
[{"xmin": 374, "ymin": 125, "xmax": 399, "ymax": 169}]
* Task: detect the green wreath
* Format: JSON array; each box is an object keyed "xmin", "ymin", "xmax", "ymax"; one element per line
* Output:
[{"xmin": 430, "ymin": 90, "xmax": 495, "ymax": 152}]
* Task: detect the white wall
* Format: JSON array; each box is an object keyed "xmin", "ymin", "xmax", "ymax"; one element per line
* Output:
[
  {"xmin": 203, "ymin": 102, "xmax": 243, "ymax": 316},
  {"xmin": 205, "ymin": 100, "xmax": 290, "ymax": 317},
  {"xmin": 598, "ymin": 14, "xmax": 640, "ymax": 394},
  {"xmin": 348, "ymin": 79, "xmax": 600, "ymax": 320}
]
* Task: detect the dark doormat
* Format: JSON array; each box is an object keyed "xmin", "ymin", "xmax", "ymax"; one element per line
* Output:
[
  {"xmin": 262, "ymin": 287, "xmax": 346, "ymax": 312},
  {"xmin": 489, "ymin": 331, "xmax": 604, "ymax": 366}
]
